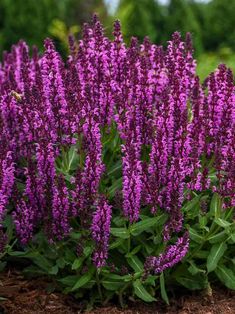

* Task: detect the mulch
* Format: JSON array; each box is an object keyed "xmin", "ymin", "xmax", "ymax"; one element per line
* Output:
[{"xmin": 0, "ymin": 269, "xmax": 234, "ymax": 314}]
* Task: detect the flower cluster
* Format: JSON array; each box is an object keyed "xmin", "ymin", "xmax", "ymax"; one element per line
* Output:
[
  {"xmin": 144, "ymin": 232, "xmax": 189, "ymax": 275},
  {"xmin": 0, "ymin": 151, "xmax": 14, "ymax": 224},
  {"xmin": 0, "ymin": 17, "xmax": 234, "ymax": 268},
  {"xmin": 91, "ymin": 197, "xmax": 112, "ymax": 268}
]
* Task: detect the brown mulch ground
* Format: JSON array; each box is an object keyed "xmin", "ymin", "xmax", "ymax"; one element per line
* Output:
[{"xmin": 0, "ymin": 270, "xmax": 234, "ymax": 314}]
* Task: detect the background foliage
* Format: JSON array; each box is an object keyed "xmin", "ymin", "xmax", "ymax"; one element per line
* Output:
[
  {"xmin": 1, "ymin": 0, "xmax": 235, "ymax": 77},
  {"xmin": 1, "ymin": 0, "xmax": 235, "ymax": 52}
]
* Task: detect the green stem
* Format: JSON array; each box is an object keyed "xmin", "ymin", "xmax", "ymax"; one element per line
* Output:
[
  {"xmin": 96, "ymin": 270, "xmax": 103, "ymax": 302},
  {"xmin": 127, "ymin": 222, "xmax": 132, "ymax": 254},
  {"xmin": 118, "ymin": 283, "xmax": 130, "ymax": 308},
  {"xmin": 127, "ymin": 236, "xmax": 131, "ymax": 254}
]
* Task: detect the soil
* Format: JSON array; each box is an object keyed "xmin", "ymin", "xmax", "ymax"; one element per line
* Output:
[{"xmin": 0, "ymin": 269, "xmax": 234, "ymax": 314}]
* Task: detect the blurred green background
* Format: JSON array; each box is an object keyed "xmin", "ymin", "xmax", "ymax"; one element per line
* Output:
[{"xmin": 0, "ymin": 0, "xmax": 235, "ymax": 79}]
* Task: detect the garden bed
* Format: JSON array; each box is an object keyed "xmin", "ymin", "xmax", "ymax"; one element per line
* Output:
[{"xmin": 0, "ymin": 270, "xmax": 234, "ymax": 314}]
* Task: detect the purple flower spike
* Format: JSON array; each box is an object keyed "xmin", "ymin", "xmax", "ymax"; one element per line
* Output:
[
  {"xmin": 0, "ymin": 151, "xmax": 14, "ymax": 223},
  {"xmin": 51, "ymin": 176, "xmax": 71, "ymax": 241},
  {"xmin": 91, "ymin": 197, "xmax": 112, "ymax": 268},
  {"xmin": 144, "ymin": 231, "xmax": 189, "ymax": 275},
  {"xmin": 13, "ymin": 199, "xmax": 34, "ymax": 245}
]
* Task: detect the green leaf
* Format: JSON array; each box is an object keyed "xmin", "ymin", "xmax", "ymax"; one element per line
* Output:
[
  {"xmin": 214, "ymin": 218, "xmax": 231, "ymax": 228},
  {"xmin": 104, "ymin": 273, "xmax": 132, "ymax": 282},
  {"xmin": 72, "ymin": 268, "xmax": 95, "ymax": 291},
  {"xmin": 23, "ymin": 265, "xmax": 47, "ymax": 277},
  {"xmin": 49, "ymin": 265, "xmax": 59, "ymax": 275},
  {"xmin": 189, "ymin": 227, "xmax": 204, "ymax": 243},
  {"xmin": 82, "ymin": 280, "xmax": 96, "ymax": 289},
  {"xmin": 215, "ymin": 265, "xmax": 235, "ymax": 290},
  {"xmin": 68, "ymin": 146, "xmax": 79, "ymax": 171},
  {"xmin": 194, "ymin": 250, "xmax": 209, "ymax": 259},
  {"xmin": 102, "ymin": 280, "xmax": 124, "ymax": 291},
  {"xmin": 109, "ymin": 238, "xmax": 125, "ymax": 250},
  {"xmin": 8, "ymin": 251, "xmax": 29, "ymax": 257},
  {"xmin": 210, "ymin": 193, "xmax": 221, "ymax": 218},
  {"xmin": 59, "ymin": 275, "xmax": 78, "ymax": 287},
  {"xmin": 176, "ymin": 274, "xmax": 207, "ymax": 290},
  {"xmin": 133, "ymin": 279, "xmax": 156, "ymax": 302},
  {"xmin": 207, "ymin": 242, "xmax": 227, "ymax": 273},
  {"xmin": 183, "ymin": 194, "xmax": 201, "ymax": 212},
  {"xmin": 84, "ymin": 246, "xmax": 92, "ymax": 257},
  {"xmin": 4, "ymin": 215, "xmax": 14, "ymax": 241},
  {"xmin": 208, "ymin": 230, "xmax": 227, "ymax": 244},
  {"xmin": 14, "ymin": 251, "xmax": 53, "ymax": 272},
  {"xmin": 110, "ymin": 227, "xmax": 129, "ymax": 239},
  {"xmin": 231, "ymin": 233, "xmax": 235, "ymax": 243},
  {"xmin": 153, "ymin": 234, "xmax": 162, "ymax": 245},
  {"xmin": 139, "ymin": 239, "xmax": 154, "ymax": 255},
  {"xmin": 199, "ymin": 215, "xmax": 207, "ymax": 229},
  {"xmin": 160, "ymin": 273, "xmax": 169, "ymax": 305},
  {"xmin": 108, "ymin": 177, "xmax": 122, "ymax": 197},
  {"xmin": 144, "ymin": 275, "xmax": 157, "ymax": 286},
  {"xmin": 188, "ymin": 262, "xmax": 204, "ymax": 275},
  {"xmin": 65, "ymin": 249, "xmax": 77, "ymax": 263},
  {"xmin": 107, "ymin": 160, "xmax": 122, "ymax": 176},
  {"xmin": 127, "ymin": 255, "xmax": 143, "ymax": 272},
  {"xmin": 33, "ymin": 255, "xmax": 54, "ymax": 272},
  {"xmin": 72, "ymin": 257, "xmax": 84, "ymax": 270},
  {"xmin": 130, "ymin": 214, "xmax": 167, "ymax": 236},
  {"xmin": 57, "ymin": 258, "xmax": 66, "ymax": 269},
  {"xmin": 127, "ymin": 245, "xmax": 142, "ymax": 256},
  {"xmin": 113, "ymin": 216, "xmax": 126, "ymax": 227},
  {"xmin": 70, "ymin": 232, "xmax": 82, "ymax": 240}
]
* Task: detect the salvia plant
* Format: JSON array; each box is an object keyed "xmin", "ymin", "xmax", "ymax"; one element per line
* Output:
[{"xmin": 0, "ymin": 16, "xmax": 234, "ymax": 307}]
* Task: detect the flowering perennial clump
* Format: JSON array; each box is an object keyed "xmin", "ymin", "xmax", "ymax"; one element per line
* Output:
[{"xmin": 0, "ymin": 17, "xmax": 234, "ymax": 273}]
